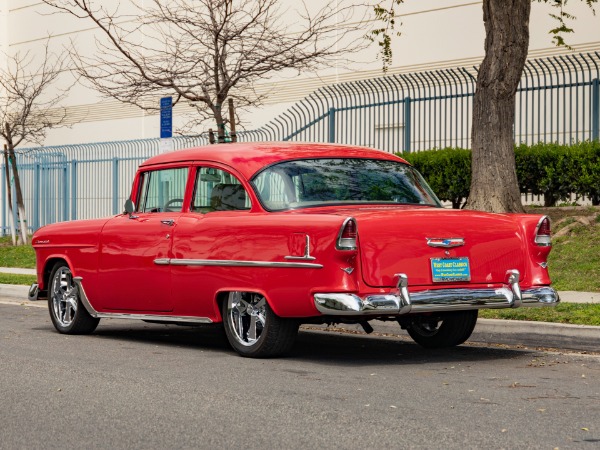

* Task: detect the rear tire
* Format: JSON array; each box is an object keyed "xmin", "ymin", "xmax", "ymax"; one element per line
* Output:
[
  {"xmin": 48, "ymin": 262, "xmax": 99, "ymax": 335},
  {"xmin": 222, "ymin": 292, "xmax": 298, "ymax": 358},
  {"xmin": 406, "ymin": 310, "xmax": 478, "ymax": 348}
]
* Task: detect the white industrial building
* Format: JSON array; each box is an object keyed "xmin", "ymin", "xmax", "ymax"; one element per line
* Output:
[{"xmin": 1, "ymin": 0, "xmax": 599, "ymax": 147}]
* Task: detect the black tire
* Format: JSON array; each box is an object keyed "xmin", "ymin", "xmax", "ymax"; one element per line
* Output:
[
  {"xmin": 48, "ymin": 262, "xmax": 100, "ymax": 335},
  {"xmin": 222, "ymin": 292, "xmax": 298, "ymax": 358},
  {"xmin": 406, "ymin": 310, "xmax": 478, "ymax": 348}
]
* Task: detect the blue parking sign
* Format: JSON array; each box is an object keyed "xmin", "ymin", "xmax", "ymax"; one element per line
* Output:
[{"xmin": 160, "ymin": 97, "xmax": 172, "ymax": 138}]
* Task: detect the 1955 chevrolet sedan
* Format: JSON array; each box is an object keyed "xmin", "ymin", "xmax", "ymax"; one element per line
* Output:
[{"xmin": 30, "ymin": 142, "xmax": 559, "ymax": 357}]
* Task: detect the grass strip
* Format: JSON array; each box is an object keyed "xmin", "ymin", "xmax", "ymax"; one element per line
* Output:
[
  {"xmin": 548, "ymin": 223, "xmax": 600, "ymax": 292},
  {"xmin": 479, "ymin": 303, "xmax": 600, "ymax": 326},
  {"xmin": 0, "ymin": 237, "xmax": 36, "ymax": 268},
  {"xmin": 0, "ymin": 273, "xmax": 37, "ymax": 286}
]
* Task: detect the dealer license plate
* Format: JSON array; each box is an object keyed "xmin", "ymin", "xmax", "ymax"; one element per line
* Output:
[{"xmin": 431, "ymin": 257, "xmax": 471, "ymax": 282}]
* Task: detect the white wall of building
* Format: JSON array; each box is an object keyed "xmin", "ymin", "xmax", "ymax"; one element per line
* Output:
[{"xmin": 1, "ymin": 0, "xmax": 599, "ymax": 146}]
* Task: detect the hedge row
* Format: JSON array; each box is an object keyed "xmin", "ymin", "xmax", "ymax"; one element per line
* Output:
[{"xmin": 400, "ymin": 141, "xmax": 600, "ymax": 207}]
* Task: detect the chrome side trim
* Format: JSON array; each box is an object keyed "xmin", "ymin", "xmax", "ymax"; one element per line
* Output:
[
  {"xmin": 285, "ymin": 234, "xmax": 317, "ymax": 261},
  {"xmin": 94, "ymin": 313, "xmax": 213, "ymax": 323},
  {"xmin": 72, "ymin": 277, "xmax": 212, "ymax": 323},
  {"xmin": 154, "ymin": 258, "xmax": 323, "ymax": 269}
]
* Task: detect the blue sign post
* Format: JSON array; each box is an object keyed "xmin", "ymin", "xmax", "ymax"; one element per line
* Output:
[{"xmin": 160, "ymin": 97, "xmax": 173, "ymax": 138}]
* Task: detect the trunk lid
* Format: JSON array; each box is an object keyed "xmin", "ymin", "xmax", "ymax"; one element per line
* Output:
[{"xmin": 352, "ymin": 207, "xmax": 526, "ymax": 288}]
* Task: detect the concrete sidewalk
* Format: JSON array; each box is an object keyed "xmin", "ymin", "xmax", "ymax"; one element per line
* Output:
[{"xmin": 0, "ymin": 267, "xmax": 36, "ymax": 275}]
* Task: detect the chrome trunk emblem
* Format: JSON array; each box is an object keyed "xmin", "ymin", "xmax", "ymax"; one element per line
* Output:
[{"xmin": 426, "ymin": 237, "xmax": 465, "ymax": 248}]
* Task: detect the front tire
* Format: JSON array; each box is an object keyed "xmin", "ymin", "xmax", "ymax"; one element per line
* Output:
[
  {"xmin": 48, "ymin": 262, "xmax": 99, "ymax": 335},
  {"xmin": 406, "ymin": 310, "xmax": 478, "ymax": 348},
  {"xmin": 222, "ymin": 292, "xmax": 299, "ymax": 358}
]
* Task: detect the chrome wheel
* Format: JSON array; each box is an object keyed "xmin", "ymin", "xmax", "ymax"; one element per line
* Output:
[
  {"xmin": 222, "ymin": 291, "xmax": 299, "ymax": 357},
  {"xmin": 227, "ymin": 292, "xmax": 267, "ymax": 346},
  {"xmin": 47, "ymin": 262, "xmax": 99, "ymax": 335},
  {"xmin": 51, "ymin": 266, "xmax": 78, "ymax": 327}
]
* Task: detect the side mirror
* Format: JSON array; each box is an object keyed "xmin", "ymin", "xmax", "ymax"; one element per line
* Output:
[{"xmin": 124, "ymin": 198, "xmax": 136, "ymax": 216}]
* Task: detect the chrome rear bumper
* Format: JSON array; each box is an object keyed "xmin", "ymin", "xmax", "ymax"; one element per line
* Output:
[{"xmin": 313, "ymin": 271, "xmax": 559, "ymax": 316}]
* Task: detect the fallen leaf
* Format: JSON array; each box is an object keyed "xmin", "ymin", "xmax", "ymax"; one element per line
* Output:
[{"xmin": 581, "ymin": 428, "xmax": 589, "ymax": 431}]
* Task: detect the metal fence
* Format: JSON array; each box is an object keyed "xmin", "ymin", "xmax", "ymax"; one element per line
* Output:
[{"xmin": 2, "ymin": 52, "xmax": 600, "ymax": 235}]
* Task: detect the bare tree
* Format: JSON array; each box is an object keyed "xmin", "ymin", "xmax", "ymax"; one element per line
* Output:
[
  {"xmin": 0, "ymin": 43, "xmax": 68, "ymax": 245},
  {"xmin": 369, "ymin": 0, "xmax": 597, "ymax": 213},
  {"xmin": 42, "ymin": 0, "xmax": 366, "ymax": 142}
]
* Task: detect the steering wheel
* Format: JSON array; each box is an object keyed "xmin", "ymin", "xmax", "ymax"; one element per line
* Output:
[{"xmin": 163, "ymin": 198, "xmax": 184, "ymax": 212}]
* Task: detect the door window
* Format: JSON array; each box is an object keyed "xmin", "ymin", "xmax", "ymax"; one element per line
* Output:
[
  {"xmin": 192, "ymin": 167, "xmax": 251, "ymax": 213},
  {"xmin": 137, "ymin": 167, "xmax": 188, "ymax": 212}
]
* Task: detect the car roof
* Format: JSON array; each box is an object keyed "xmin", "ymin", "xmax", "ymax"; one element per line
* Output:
[{"xmin": 140, "ymin": 141, "xmax": 409, "ymax": 179}]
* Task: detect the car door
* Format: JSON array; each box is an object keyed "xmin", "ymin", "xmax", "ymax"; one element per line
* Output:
[
  {"xmin": 98, "ymin": 166, "xmax": 190, "ymax": 312},
  {"xmin": 170, "ymin": 165, "xmax": 253, "ymax": 319}
]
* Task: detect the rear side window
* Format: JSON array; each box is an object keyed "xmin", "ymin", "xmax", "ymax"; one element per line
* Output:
[
  {"xmin": 192, "ymin": 167, "xmax": 251, "ymax": 213},
  {"xmin": 137, "ymin": 167, "xmax": 188, "ymax": 212}
]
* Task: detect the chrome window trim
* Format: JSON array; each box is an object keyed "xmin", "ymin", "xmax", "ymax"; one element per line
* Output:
[{"xmin": 154, "ymin": 258, "xmax": 323, "ymax": 269}]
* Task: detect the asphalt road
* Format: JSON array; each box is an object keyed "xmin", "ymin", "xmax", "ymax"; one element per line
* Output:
[{"xmin": 1, "ymin": 302, "xmax": 599, "ymax": 449}]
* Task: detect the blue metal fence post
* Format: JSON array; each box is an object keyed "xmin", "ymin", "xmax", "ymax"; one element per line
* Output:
[
  {"xmin": 112, "ymin": 157, "xmax": 119, "ymax": 215},
  {"xmin": 404, "ymin": 96, "xmax": 412, "ymax": 153},
  {"xmin": 71, "ymin": 160, "xmax": 77, "ymax": 220},
  {"xmin": 328, "ymin": 107, "xmax": 336, "ymax": 143},
  {"xmin": 593, "ymin": 78, "xmax": 599, "ymax": 141},
  {"xmin": 33, "ymin": 163, "xmax": 40, "ymax": 231},
  {"xmin": 62, "ymin": 163, "xmax": 69, "ymax": 222}
]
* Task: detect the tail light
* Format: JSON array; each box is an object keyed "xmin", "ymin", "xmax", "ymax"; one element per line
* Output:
[
  {"xmin": 337, "ymin": 217, "xmax": 357, "ymax": 250},
  {"xmin": 534, "ymin": 216, "xmax": 551, "ymax": 246}
]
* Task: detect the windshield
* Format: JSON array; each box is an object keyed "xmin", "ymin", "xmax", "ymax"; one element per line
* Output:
[{"xmin": 252, "ymin": 158, "xmax": 442, "ymax": 211}]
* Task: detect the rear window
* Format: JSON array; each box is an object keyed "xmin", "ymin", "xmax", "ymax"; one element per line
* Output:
[{"xmin": 252, "ymin": 158, "xmax": 441, "ymax": 211}]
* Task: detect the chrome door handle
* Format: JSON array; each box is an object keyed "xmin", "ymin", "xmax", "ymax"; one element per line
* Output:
[{"xmin": 161, "ymin": 219, "xmax": 175, "ymax": 226}]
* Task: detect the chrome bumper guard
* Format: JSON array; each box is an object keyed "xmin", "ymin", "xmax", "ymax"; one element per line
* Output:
[
  {"xmin": 28, "ymin": 283, "xmax": 40, "ymax": 301},
  {"xmin": 313, "ymin": 270, "xmax": 559, "ymax": 316}
]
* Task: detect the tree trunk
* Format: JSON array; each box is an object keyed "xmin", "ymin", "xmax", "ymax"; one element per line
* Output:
[
  {"xmin": 3, "ymin": 146, "xmax": 17, "ymax": 246},
  {"xmin": 6, "ymin": 141, "xmax": 28, "ymax": 245},
  {"xmin": 465, "ymin": 0, "xmax": 530, "ymax": 213}
]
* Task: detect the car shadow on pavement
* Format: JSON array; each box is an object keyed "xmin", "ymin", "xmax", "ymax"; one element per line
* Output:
[
  {"xmin": 292, "ymin": 330, "xmax": 529, "ymax": 366},
  {"xmin": 44, "ymin": 319, "xmax": 534, "ymax": 365}
]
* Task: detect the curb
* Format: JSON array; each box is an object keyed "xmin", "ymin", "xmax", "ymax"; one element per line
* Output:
[{"xmin": 2, "ymin": 284, "xmax": 599, "ymax": 353}]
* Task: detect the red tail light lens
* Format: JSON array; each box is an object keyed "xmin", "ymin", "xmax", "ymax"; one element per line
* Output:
[
  {"xmin": 535, "ymin": 216, "xmax": 551, "ymax": 246},
  {"xmin": 337, "ymin": 218, "xmax": 357, "ymax": 250}
]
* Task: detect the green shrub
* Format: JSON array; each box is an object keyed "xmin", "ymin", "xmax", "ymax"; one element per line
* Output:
[
  {"xmin": 401, "ymin": 148, "xmax": 471, "ymax": 208},
  {"xmin": 401, "ymin": 142, "xmax": 600, "ymax": 207}
]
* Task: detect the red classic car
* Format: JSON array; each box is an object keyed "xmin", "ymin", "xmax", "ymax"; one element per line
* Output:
[{"xmin": 30, "ymin": 142, "xmax": 558, "ymax": 357}]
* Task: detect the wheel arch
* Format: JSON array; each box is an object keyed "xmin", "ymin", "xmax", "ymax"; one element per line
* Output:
[
  {"xmin": 214, "ymin": 288, "xmax": 275, "ymax": 323},
  {"xmin": 40, "ymin": 256, "xmax": 73, "ymax": 292}
]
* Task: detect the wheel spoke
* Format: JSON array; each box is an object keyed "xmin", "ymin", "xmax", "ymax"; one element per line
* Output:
[
  {"xmin": 248, "ymin": 315, "xmax": 258, "ymax": 341},
  {"xmin": 255, "ymin": 298, "xmax": 266, "ymax": 309},
  {"xmin": 237, "ymin": 313, "xmax": 245, "ymax": 341}
]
